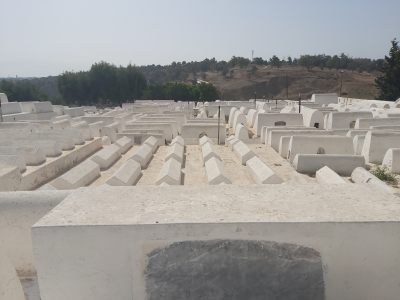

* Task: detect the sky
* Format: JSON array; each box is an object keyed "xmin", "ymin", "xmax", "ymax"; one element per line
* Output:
[{"xmin": 1, "ymin": 0, "xmax": 399, "ymax": 77}]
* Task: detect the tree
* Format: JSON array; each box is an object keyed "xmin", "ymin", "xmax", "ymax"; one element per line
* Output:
[
  {"xmin": 197, "ymin": 82, "xmax": 219, "ymax": 101},
  {"xmin": 252, "ymin": 57, "xmax": 264, "ymax": 65},
  {"xmin": 58, "ymin": 62, "xmax": 147, "ymax": 105},
  {"xmin": 269, "ymin": 55, "xmax": 282, "ymax": 68},
  {"xmin": 375, "ymin": 39, "xmax": 400, "ymax": 101},
  {"xmin": 0, "ymin": 79, "xmax": 48, "ymax": 102}
]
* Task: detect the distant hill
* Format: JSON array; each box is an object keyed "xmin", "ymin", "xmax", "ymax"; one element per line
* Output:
[
  {"xmin": 200, "ymin": 65, "xmax": 378, "ymax": 100},
  {"xmin": 6, "ymin": 65, "xmax": 379, "ymax": 102}
]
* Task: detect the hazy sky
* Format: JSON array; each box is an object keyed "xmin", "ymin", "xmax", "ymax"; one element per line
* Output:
[{"xmin": 1, "ymin": 0, "xmax": 399, "ymax": 77}]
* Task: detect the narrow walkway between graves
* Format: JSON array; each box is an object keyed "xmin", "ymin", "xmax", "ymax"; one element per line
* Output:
[
  {"xmin": 217, "ymin": 145, "xmax": 255, "ymax": 185},
  {"xmin": 183, "ymin": 145, "xmax": 208, "ymax": 185},
  {"xmin": 136, "ymin": 145, "xmax": 169, "ymax": 185}
]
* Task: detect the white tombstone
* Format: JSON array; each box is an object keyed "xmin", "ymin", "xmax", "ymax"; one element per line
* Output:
[
  {"xmin": 90, "ymin": 144, "xmax": 121, "ymax": 170},
  {"xmin": 204, "ymin": 157, "xmax": 231, "ymax": 185},
  {"xmin": 382, "ymin": 148, "xmax": 400, "ymax": 173},
  {"xmin": 234, "ymin": 123, "xmax": 249, "ymax": 141},
  {"xmin": 316, "ymin": 166, "xmax": 347, "ymax": 184},
  {"xmin": 105, "ymin": 159, "xmax": 141, "ymax": 186},
  {"xmin": 232, "ymin": 141, "xmax": 256, "ymax": 165},
  {"xmin": 155, "ymin": 157, "xmax": 182, "ymax": 185},
  {"xmin": 246, "ymin": 156, "xmax": 283, "ymax": 184},
  {"xmin": 51, "ymin": 160, "xmax": 100, "ymax": 189}
]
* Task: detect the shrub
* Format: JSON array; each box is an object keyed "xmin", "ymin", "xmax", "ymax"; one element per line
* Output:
[{"xmin": 371, "ymin": 166, "xmax": 397, "ymax": 184}]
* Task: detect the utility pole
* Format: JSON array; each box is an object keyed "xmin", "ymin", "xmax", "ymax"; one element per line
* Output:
[
  {"xmin": 0, "ymin": 101, "xmax": 3, "ymax": 122},
  {"xmin": 298, "ymin": 93, "xmax": 301, "ymax": 113},
  {"xmin": 286, "ymin": 75, "xmax": 289, "ymax": 100},
  {"xmin": 217, "ymin": 105, "xmax": 221, "ymax": 145},
  {"xmin": 339, "ymin": 70, "xmax": 344, "ymax": 97}
]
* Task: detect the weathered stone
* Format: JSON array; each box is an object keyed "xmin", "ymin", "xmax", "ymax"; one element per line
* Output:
[
  {"xmin": 90, "ymin": 144, "xmax": 121, "ymax": 170},
  {"xmin": 145, "ymin": 240, "xmax": 324, "ymax": 300},
  {"xmin": 105, "ymin": 159, "xmax": 141, "ymax": 186}
]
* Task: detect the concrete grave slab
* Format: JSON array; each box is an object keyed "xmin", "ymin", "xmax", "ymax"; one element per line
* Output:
[
  {"xmin": 105, "ymin": 159, "xmax": 141, "ymax": 186},
  {"xmin": 155, "ymin": 157, "xmax": 182, "ymax": 185},
  {"xmin": 90, "ymin": 144, "xmax": 121, "ymax": 170},
  {"xmin": 246, "ymin": 156, "xmax": 283, "ymax": 184},
  {"xmin": 205, "ymin": 157, "xmax": 231, "ymax": 185},
  {"xmin": 51, "ymin": 160, "xmax": 100, "ymax": 190},
  {"xmin": 316, "ymin": 166, "xmax": 347, "ymax": 185}
]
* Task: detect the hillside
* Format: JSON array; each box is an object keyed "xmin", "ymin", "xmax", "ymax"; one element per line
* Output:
[
  {"xmin": 200, "ymin": 65, "xmax": 379, "ymax": 100},
  {"xmin": 12, "ymin": 65, "xmax": 379, "ymax": 102}
]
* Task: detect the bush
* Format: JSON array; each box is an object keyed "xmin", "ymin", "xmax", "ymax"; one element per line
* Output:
[{"xmin": 371, "ymin": 166, "xmax": 397, "ymax": 184}]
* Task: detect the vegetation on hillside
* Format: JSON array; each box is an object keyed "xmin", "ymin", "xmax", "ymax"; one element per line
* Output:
[
  {"xmin": 58, "ymin": 62, "xmax": 147, "ymax": 106},
  {"xmin": 0, "ymin": 79, "xmax": 49, "ymax": 102},
  {"xmin": 375, "ymin": 39, "xmax": 400, "ymax": 101},
  {"xmin": 143, "ymin": 82, "xmax": 219, "ymax": 101},
  {"xmin": 137, "ymin": 54, "xmax": 384, "ymax": 86},
  {"xmin": 0, "ymin": 50, "xmax": 392, "ymax": 104}
]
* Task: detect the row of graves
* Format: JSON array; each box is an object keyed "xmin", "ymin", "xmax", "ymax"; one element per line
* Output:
[{"xmin": 1, "ymin": 94, "xmax": 400, "ymax": 300}]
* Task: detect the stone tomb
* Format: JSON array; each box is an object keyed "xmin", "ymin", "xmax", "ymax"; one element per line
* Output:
[{"xmin": 32, "ymin": 184, "xmax": 400, "ymax": 300}]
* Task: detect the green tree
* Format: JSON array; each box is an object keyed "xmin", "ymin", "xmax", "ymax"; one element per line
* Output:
[
  {"xmin": 375, "ymin": 39, "xmax": 400, "ymax": 101},
  {"xmin": 196, "ymin": 82, "xmax": 219, "ymax": 101},
  {"xmin": 0, "ymin": 79, "xmax": 48, "ymax": 102},
  {"xmin": 269, "ymin": 55, "xmax": 282, "ymax": 68}
]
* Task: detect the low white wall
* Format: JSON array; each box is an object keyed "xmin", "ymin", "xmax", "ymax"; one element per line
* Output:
[
  {"xmin": 20, "ymin": 138, "xmax": 102, "ymax": 191},
  {"xmin": 32, "ymin": 185, "xmax": 400, "ymax": 300},
  {"xmin": 361, "ymin": 131, "xmax": 400, "ymax": 164},
  {"xmin": 254, "ymin": 113, "xmax": 303, "ymax": 136},
  {"xmin": 0, "ymin": 190, "xmax": 70, "ymax": 275},
  {"xmin": 181, "ymin": 123, "xmax": 226, "ymax": 145},
  {"xmin": 287, "ymin": 136, "xmax": 354, "ymax": 162},
  {"xmin": 326, "ymin": 112, "xmax": 373, "ymax": 129}
]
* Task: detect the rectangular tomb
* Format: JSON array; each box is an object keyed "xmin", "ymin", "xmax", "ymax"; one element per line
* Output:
[{"xmin": 32, "ymin": 185, "xmax": 400, "ymax": 300}]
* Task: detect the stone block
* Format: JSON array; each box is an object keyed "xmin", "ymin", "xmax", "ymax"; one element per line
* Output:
[
  {"xmin": 0, "ymin": 248, "xmax": 25, "ymax": 300},
  {"xmin": 0, "ymin": 167, "xmax": 21, "ymax": 191},
  {"xmin": 72, "ymin": 121, "xmax": 92, "ymax": 141},
  {"xmin": 165, "ymin": 143, "xmax": 184, "ymax": 164},
  {"xmin": 51, "ymin": 160, "xmax": 100, "ymax": 189},
  {"xmin": 0, "ymin": 145, "xmax": 46, "ymax": 166},
  {"xmin": 171, "ymin": 135, "xmax": 184, "ymax": 146},
  {"xmin": 232, "ymin": 141, "xmax": 256, "ymax": 165},
  {"xmin": 89, "ymin": 121, "xmax": 104, "ymax": 137},
  {"xmin": 90, "ymin": 144, "xmax": 121, "ymax": 170},
  {"xmin": 101, "ymin": 136, "xmax": 111, "ymax": 146},
  {"xmin": 155, "ymin": 157, "xmax": 182, "ymax": 185},
  {"xmin": 115, "ymin": 136, "xmax": 133, "ymax": 154},
  {"xmin": 105, "ymin": 159, "xmax": 141, "ymax": 186},
  {"xmin": 351, "ymin": 167, "xmax": 393, "ymax": 193},
  {"xmin": 316, "ymin": 166, "xmax": 347, "ymax": 184},
  {"xmin": 361, "ymin": 131, "xmax": 400, "ymax": 164},
  {"xmin": 52, "ymin": 119, "xmax": 70, "ymax": 129},
  {"xmin": 226, "ymin": 135, "xmax": 240, "ymax": 150},
  {"xmin": 201, "ymin": 141, "xmax": 221, "ymax": 164},
  {"xmin": 205, "ymin": 157, "xmax": 231, "ymax": 185},
  {"xmin": 246, "ymin": 156, "xmax": 283, "ymax": 184},
  {"xmin": 199, "ymin": 135, "xmax": 213, "ymax": 146},
  {"xmin": 100, "ymin": 125, "xmax": 117, "ymax": 143},
  {"xmin": 144, "ymin": 136, "xmax": 160, "ymax": 153},
  {"xmin": 131, "ymin": 144, "xmax": 153, "ymax": 168},
  {"xmin": 293, "ymin": 154, "xmax": 365, "ymax": 176},
  {"xmin": 0, "ymin": 155, "xmax": 26, "ymax": 172},
  {"xmin": 353, "ymin": 135, "xmax": 365, "ymax": 155},
  {"xmin": 234, "ymin": 123, "xmax": 249, "ymax": 141},
  {"xmin": 382, "ymin": 148, "xmax": 400, "ymax": 173}
]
